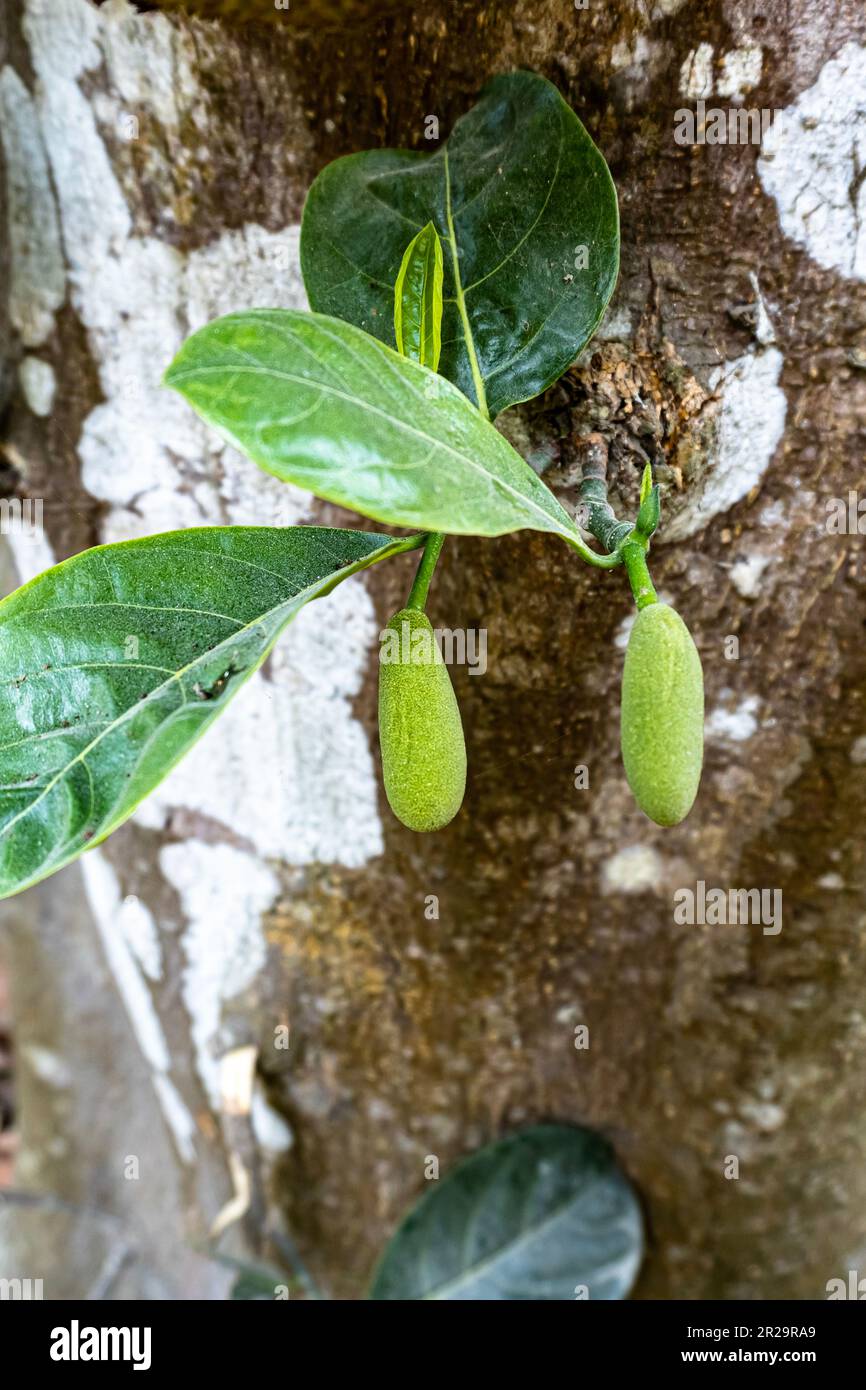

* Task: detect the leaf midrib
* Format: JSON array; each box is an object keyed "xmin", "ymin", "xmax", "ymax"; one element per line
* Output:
[
  {"xmin": 0, "ymin": 594, "xmax": 287, "ymax": 846},
  {"xmin": 168, "ymin": 359, "xmax": 573, "ymax": 539},
  {"xmin": 0, "ymin": 546, "xmax": 395, "ymax": 849},
  {"xmin": 420, "ymin": 1187, "xmax": 590, "ymax": 1300},
  {"xmin": 443, "ymin": 148, "xmax": 489, "ymax": 417}
]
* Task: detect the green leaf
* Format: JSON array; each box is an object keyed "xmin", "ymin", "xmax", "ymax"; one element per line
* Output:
[
  {"xmin": 0, "ymin": 525, "xmax": 421, "ymax": 900},
  {"xmin": 639, "ymin": 462, "xmax": 653, "ymax": 508},
  {"xmin": 394, "ymin": 221, "xmax": 443, "ymax": 370},
  {"xmin": 165, "ymin": 308, "xmax": 603, "ymax": 556},
  {"xmin": 227, "ymin": 1264, "xmax": 293, "ymax": 1300},
  {"xmin": 635, "ymin": 483, "xmax": 661, "ymax": 541},
  {"xmin": 369, "ymin": 1124, "xmax": 644, "ymax": 1301},
  {"xmin": 230, "ymin": 1271, "xmax": 283, "ymax": 1300},
  {"xmin": 301, "ymin": 70, "xmax": 620, "ymax": 419}
]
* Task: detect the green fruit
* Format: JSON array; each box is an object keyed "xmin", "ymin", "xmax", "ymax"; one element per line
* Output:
[
  {"xmin": 378, "ymin": 607, "xmax": 466, "ymax": 832},
  {"xmin": 620, "ymin": 603, "xmax": 704, "ymax": 827}
]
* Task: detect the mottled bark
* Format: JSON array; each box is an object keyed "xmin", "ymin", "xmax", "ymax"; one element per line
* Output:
[{"xmin": 1, "ymin": 0, "xmax": 866, "ymax": 1300}]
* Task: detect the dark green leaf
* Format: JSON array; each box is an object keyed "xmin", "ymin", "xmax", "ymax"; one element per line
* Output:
[
  {"xmin": 0, "ymin": 525, "xmax": 420, "ymax": 899},
  {"xmin": 394, "ymin": 221, "xmax": 443, "ymax": 370},
  {"xmin": 165, "ymin": 309, "xmax": 593, "ymax": 550},
  {"xmin": 369, "ymin": 1124, "xmax": 644, "ymax": 1301},
  {"xmin": 229, "ymin": 1266, "xmax": 292, "ymax": 1300},
  {"xmin": 301, "ymin": 70, "xmax": 620, "ymax": 418}
]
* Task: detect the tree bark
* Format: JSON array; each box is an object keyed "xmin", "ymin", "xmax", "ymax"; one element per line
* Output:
[{"xmin": 2, "ymin": 0, "xmax": 866, "ymax": 1299}]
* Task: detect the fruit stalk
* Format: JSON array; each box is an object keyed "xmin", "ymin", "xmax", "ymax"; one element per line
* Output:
[
  {"xmin": 407, "ymin": 532, "xmax": 445, "ymax": 611},
  {"xmin": 621, "ymin": 539, "xmax": 658, "ymax": 611}
]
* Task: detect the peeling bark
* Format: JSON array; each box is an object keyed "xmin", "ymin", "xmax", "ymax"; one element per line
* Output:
[{"xmin": 2, "ymin": 0, "xmax": 866, "ymax": 1300}]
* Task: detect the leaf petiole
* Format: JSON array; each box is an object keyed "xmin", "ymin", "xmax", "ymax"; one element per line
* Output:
[{"xmin": 562, "ymin": 532, "xmax": 626, "ymax": 568}]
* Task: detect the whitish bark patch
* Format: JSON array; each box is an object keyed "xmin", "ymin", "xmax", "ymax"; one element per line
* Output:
[
  {"xmin": 0, "ymin": 66, "xmax": 65, "ymax": 346},
  {"xmin": 664, "ymin": 347, "xmax": 787, "ymax": 541},
  {"xmin": 758, "ymin": 41, "xmax": 866, "ymax": 282},
  {"xmin": 20, "ymin": 0, "xmax": 386, "ymax": 869},
  {"xmin": 159, "ymin": 840, "xmax": 278, "ymax": 1104}
]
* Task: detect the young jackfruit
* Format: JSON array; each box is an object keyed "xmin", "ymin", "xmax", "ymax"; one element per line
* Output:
[
  {"xmin": 378, "ymin": 607, "xmax": 466, "ymax": 832},
  {"xmin": 621, "ymin": 603, "xmax": 704, "ymax": 827}
]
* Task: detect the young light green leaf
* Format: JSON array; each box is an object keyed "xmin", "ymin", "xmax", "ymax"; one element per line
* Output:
[
  {"xmin": 639, "ymin": 462, "xmax": 653, "ymax": 508},
  {"xmin": 369, "ymin": 1124, "xmax": 644, "ymax": 1300},
  {"xmin": 635, "ymin": 485, "xmax": 660, "ymax": 541},
  {"xmin": 0, "ymin": 525, "xmax": 421, "ymax": 900},
  {"xmin": 394, "ymin": 221, "xmax": 443, "ymax": 371},
  {"xmin": 301, "ymin": 70, "xmax": 620, "ymax": 418},
  {"xmin": 165, "ymin": 309, "xmax": 611, "ymax": 564}
]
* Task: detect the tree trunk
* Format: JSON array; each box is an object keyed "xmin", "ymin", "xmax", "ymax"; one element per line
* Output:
[{"xmin": 2, "ymin": 0, "xmax": 866, "ymax": 1300}]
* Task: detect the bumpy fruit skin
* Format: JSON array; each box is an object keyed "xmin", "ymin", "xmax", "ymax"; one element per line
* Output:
[
  {"xmin": 378, "ymin": 608, "xmax": 467, "ymax": 832},
  {"xmin": 621, "ymin": 603, "xmax": 704, "ymax": 827}
]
